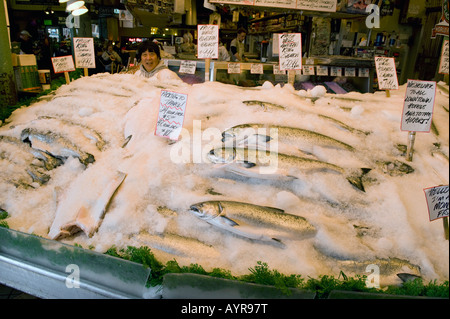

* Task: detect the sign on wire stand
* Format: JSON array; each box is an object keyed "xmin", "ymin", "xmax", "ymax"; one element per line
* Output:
[{"xmin": 155, "ymin": 90, "xmax": 188, "ymax": 141}]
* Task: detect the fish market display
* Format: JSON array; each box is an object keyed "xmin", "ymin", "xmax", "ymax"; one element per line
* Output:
[{"xmin": 0, "ymin": 73, "xmax": 448, "ymax": 288}]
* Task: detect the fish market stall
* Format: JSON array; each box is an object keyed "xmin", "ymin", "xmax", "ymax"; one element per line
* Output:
[{"xmin": 0, "ymin": 73, "xmax": 448, "ymax": 298}]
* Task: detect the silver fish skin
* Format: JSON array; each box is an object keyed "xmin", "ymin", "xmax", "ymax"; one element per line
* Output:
[
  {"xmin": 222, "ymin": 123, "xmax": 355, "ymax": 152},
  {"xmin": 189, "ymin": 200, "xmax": 316, "ymax": 244},
  {"xmin": 338, "ymin": 257, "xmax": 421, "ymax": 279},
  {"xmin": 0, "ymin": 135, "xmax": 63, "ymax": 170},
  {"xmin": 208, "ymin": 147, "xmax": 368, "ymax": 192},
  {"xmin": 37, "ymin": 116, "xmax": 107, "ymax": 151},
  {"xmin": 242, "ymin": 100, "xmax": 286, "ymax": 110},
  {"xmin": 20, "ymin": 128, "xmax": 95, "ymax": 166}
]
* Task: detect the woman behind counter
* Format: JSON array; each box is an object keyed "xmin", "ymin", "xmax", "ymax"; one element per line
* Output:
[{"xmin": 135, "ymin": 40, "xmax": 180, "ymax": 81}]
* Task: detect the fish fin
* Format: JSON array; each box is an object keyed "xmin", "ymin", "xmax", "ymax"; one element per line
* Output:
[
  {"xmin": 219, "ymin": 215, "xmax": 239, "ymax": 226},
  {"xmin": 122, "ymin": 135, "xmax": 132, "ymax": 148},
  {"xmin": 346, "ymin": 168, "xmax": 373, "ymax": 192}
]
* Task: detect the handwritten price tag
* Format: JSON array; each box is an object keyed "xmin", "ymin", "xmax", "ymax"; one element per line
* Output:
[
  {"xmin": 51, "ymin": 55, "xmax": 75, "ymax": 74},
  {"xmin": 179, "ymin": 60, "xmax": 197, "ymax": 74},
  {"xmin": 197, "ymin": 25, "xmax": 219, "ymax": 59},
  {"xmin": 250, "ymin": 63, "xmax": 264, "ymax": 74},
  {"xmin": 228, "ymin": 63, "xmax": 241, "ymax": 74},
  {"xmin": 155, "ymin": 90, "xmax": 188, "ymax": 141},
  {"xmin": 73, "ymin": 37, "xmax": 95, "ymax": 69},
  {"xmin": 278, "ymin": 33, "xmax": 302, "ymax": 71},
  {"xmin": 375, "ymin": 57, "xmax": 399, "ymax": 90},
  {"xmin": 401, "ymin": 79, "xmax": 436, "ymax": 132},
  {"xmin": 438, "ymin": 39, "xmax": 449, "ymax": 75},
  {"xmin": 424, "ymin": 185, "xmax": 449, "ymax": 221}
]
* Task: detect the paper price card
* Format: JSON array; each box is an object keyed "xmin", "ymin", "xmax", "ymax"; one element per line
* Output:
[
  {"xmin": 345, "ymin": 67, "xmax": 356, "ymax": 77},
  {"xmin": 278, "ymin": 33, "xmax": 302, "ymax": 71},
  {"xmin": 179, "ymin": 60, "xmax": 197, "ymax": 74},
  {"xmin": 316, "ymin": 66, "xmax": 328, "ymax": 76},
  {"xmin": 438, "ymin": 39, "xmax": 449, "ymax": 75},
  {"xmin": 155, "ymin": 90, "xmax": 188, "ymax": 141},
  {"xmin": 51, "ymin": 55, "xmax": 75, "ymax": 74},
  {"xmin": 73, "ymin": 37, "xmax": 95, "ymax": 69},
  {"xmin": 302, "ymin": 65, "xmax": 315, "ymax": 75},
  {"xmin": 375, "ymin": 57, "xmax": 399, "ymax": 90},
  {"xmin": 424, "ymin": 185, "xmax": 449, "ymax": 221},
  {"xmin": 273, "ymin": 64, "xmax": 286, "ymax": 75},
  {"xmin": 359, "ymin": 68, "xmax": 369, "ymax": 77},
  {"xmin": 228, "ymin": 63, "xmax": 241, "ymax": 74},
  {"xmin": 330, "ymin": 66, "xmax": 342, "ymax": 76},
  {"xmin": 197, "ymin": 25, "xmax": 219, "ymax": 59},
  {"xmin": 401, "ymin": 80, "xmax": 436, "ymax": 132},
  {"xmin": 250, "ymin": 63, "xmax": 264, "ymax": 74}
]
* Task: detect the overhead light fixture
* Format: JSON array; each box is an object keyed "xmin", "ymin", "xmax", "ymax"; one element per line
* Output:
[
  {"xmin": 66, "ymin": 0, "xmax": 85, "ymax": 11},
  {"xmin": 59, "ymin": 0, "xmax": 69, "ymax": 3},
  {"xmin": 72, "ymin": 5, "xmax": 88, "ymax": 16}
]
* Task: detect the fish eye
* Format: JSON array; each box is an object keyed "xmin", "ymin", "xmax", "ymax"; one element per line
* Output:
[{"xmin": 209, "ymin": 149, "xmax": 215, "ymax": 155}]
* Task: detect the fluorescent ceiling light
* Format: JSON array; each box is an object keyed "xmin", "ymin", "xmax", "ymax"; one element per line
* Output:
[
  {"xmin": 66, "ymin": 0, "xmax": 85, "ymax": 11},
  {"xmin": 72, "ymin": 6, "xmax": 88, "ymax": 16}
]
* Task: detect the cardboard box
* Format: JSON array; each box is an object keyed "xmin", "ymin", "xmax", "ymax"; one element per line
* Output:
[{"xmin": 16, "ymin": 54, "xmax": 37, "ymax": 66}]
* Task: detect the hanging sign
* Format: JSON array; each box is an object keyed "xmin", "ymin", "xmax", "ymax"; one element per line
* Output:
[
  {"xmin": 359, "ymin": 68, "xmax": 369, "ymax": 77},
  {"xmin": 296, "ymin": 0, "xmax": 337, "ymax": 12},
  {"xmin": 316, "ymin": 66, "xmax": 328, "ymax": 76},
  {"xmin": 179, "ymin": 60, "xmax": 197, "ymax": 74},
  {"xmin": 375, "ymin": 56, "xmax": 399, "ymax": 90},
  {"xmin": 228, "ymin": 63, "xmax": 241, "ymax": 74},
  {"xmin": 155, "ymin": 90, "xmax": 188, "ymax": 141},
  {"xmin": 302, "ymin": 65, "xmax": 315, "ymax": 75},
  {"xmin": 250, "ymin": 63, "xmax": 264, "ymax": 74},
  {"xmin": 255, "ymin": 0, "xmax": 296, "ymax": 9},
  {"xmin": 330, "ymin": 66, "xmax": 342, "ymax": 76},
  {"xmin": 401, "ymin": 79, "xmax": 436, "ymax": 132},
  {"xmin": 438, "ymin": 39, "xmax": 449, "ymax": 75},
  {"xmin": 51, "ymin": 55, "xmax": 75, "ymax": 74},
  {"xmin": 278, "ymin": 33, "xmax": 302, "ymax": 71},
  {"xmin": 424, "ymin": 185, "xmax": 449, "ymax": 221},
  {"xmin": 197, "ymin": 25, "xmax": 219, "ymax": 59},
  {"xmin": 73, "ymin": 37, "xmax": 96, "ymax": 69},
  {"xmin": 345, "ymin": 67, "xmax": 356, "ymax": 77}
]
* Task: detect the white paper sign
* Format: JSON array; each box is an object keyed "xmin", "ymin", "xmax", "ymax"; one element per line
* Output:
[
  {"xmin": 359, "ymin": 68, "xmax": 369, "ymax": 77},
  {"xmin": 197, "ymin": 24, "xmax": 219, "ymax": 59},
  {"xmin": 273, "ymin": 64, "xmax": 286, "ymax": 75},
  {"xmin": 330, "ymin": 66, "xmax": 342, "ymax": 76},
  {"xmin": 228, "ymin": 63, "xmax": 241, "ymax": 74},
  {"xmin": 73, "ymin": 37, "xmax": 95, "ymax": 69},
  {"xmin": 345, "ymin": 67, "xmax": 356, "ymax": 77},
  {"xmin": 316, "ymin": 66, "xmax": 328, "ymax": 76},
  {"xmin": 401, "ymin": 80, "xmax": 436, "ymax": 132},
  {"xmin": 302, "ymin": 65, "xmax": 315, "ymax": 75},
  {"xmin": 438, "ymin": 39, "xmax": 449, "ymax": 75},
  {"xmin": 278, "ymin": 33, "xmax": 302, "ymax": 71},
  {"xmin": 155, "ymin": 90, "xmax": 188, "ymax": 141},
  {"xmin": 297, "ymin": 0, "xmax": 337, "ymax": 12},
  {"xmin": 424, "ymin": 185, "xmax": 449, "ymax": 221},
  {"xmin": 250, "ymin": 63, "xmax": 264, "ymax": 74},
  {"xmin": 375, "ymin": 57, "xmax": 399, "ymax": 90},
  {"xmin": 51, "ymin": 55, "xmax": 76, "ymax": 74},
  {"xmin": 179, "ymin": 60, "xmax": 197, "ymax": 74}
]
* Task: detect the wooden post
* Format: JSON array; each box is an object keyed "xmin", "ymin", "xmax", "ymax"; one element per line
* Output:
[
  {"xmin": 205, "ymin": 58, "xmax": 211, "ymax": 82},
  {"xmin": 444, "ymin": 217, "xmax": 449, "ymax": 240},
  {"xmin": 288, "ymin": 70, "xmax": 295, "ymax": 85},
  {"xmin": 406, "ymin": 131, "xmax": 416, "ymax": 161},
  {"xmin": 64, "ymin": 72, "xmax": 70, "ymax": 84},
  {"xmin": 386, "ymin": 90, "xmax": 390, "ymax": 97},
  {"xmin": 84, "ymin": 68, "xmax": 89, "ymax": 77}
]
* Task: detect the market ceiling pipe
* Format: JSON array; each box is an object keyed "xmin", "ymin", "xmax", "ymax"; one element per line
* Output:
[{"xmin": 185, "ymin": 0, "xmax": 197, "ymax": 26}]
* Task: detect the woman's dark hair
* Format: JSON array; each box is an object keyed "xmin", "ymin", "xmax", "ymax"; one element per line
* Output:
[{"xmin": 136, "ymin": 40, "xmax": 161, "ymax": 62}]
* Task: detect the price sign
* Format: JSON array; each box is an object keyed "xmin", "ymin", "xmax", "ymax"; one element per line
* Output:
[
  {"xmin": 179, "ymin": 60, "xmax": 197, "ymax": 74},
  {"xmin": 155, "ymin": 90, "xmax": 188, "ymax": 141},
  {"xmin": 375, "ymin": 57, "xmax": 399, "ymax": 90},
  {"xmin": 73, "ymin": 37, "xmax": 95, "ymax": 69},
  {"xmin": 51, "ymin": 55, "xmax": 75, "ymax": 74},
  {"xmin": 278, "ymin": 33, "xmax": 302, "ymax": 71},
  {"xmin": 424, "ymin": 185, "xmax": 449, "ymax": 221},
  {"xmin": 316, "ymin": 66, "xmax": 328, "ymax": 76},
  {"xmin": 359, "ymin": 68, "xmax": 369, "ymax": 77},
  {"xmin": 250, "ymin": 63, "xmax": 264, "ymax": 74},
  {"xmin": 197, "ymin": 25, "xmax": 219, "ymax": 59},
  {"xmin": 438, "ymin": 39, "xmax": 449, "ymax": 75},
  {"xmin": 401, "ymin": 80, "xmax": 436, "ymax": 132},
  {"xmin": 228, "ymin": 63, "xmax": 241, "ymax": 74}
]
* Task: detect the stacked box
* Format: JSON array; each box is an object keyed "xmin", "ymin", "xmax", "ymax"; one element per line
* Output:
[{"xmin": 13, "ymin": 54, "xmax": 41, "ymax": 92}]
